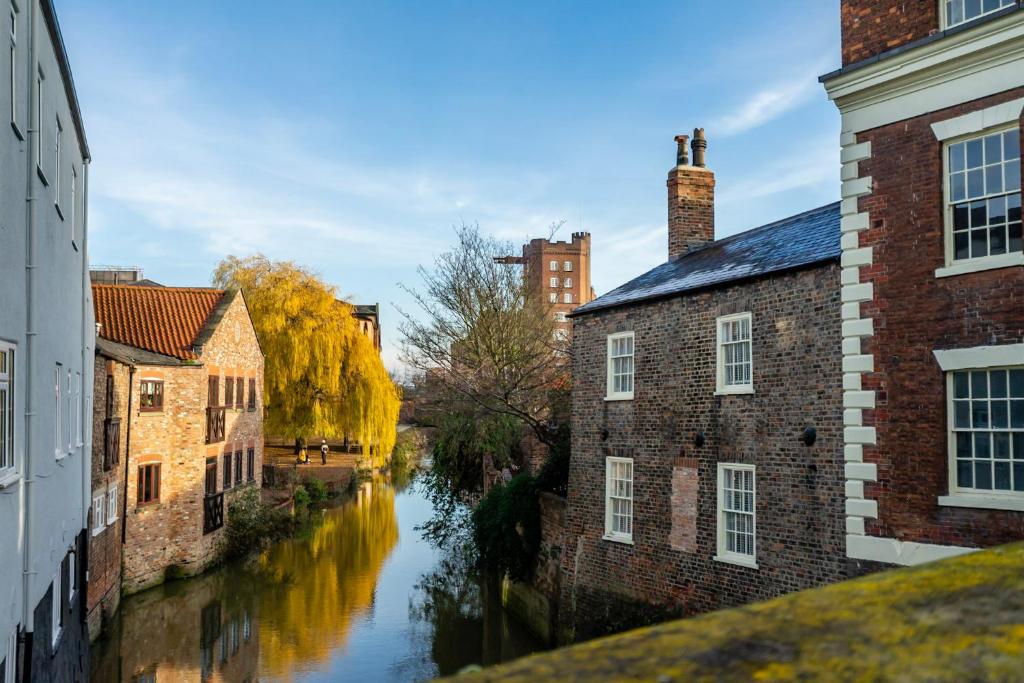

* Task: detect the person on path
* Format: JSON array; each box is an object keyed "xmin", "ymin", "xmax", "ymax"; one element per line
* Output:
[{"xmin": 320, "ymin": 439, "xmax": 329, "ymax": 465}]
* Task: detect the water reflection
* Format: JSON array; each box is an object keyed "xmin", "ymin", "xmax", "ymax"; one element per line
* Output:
[{"xmin": 92, "ymin": 477, "xmax": 546, "ymax": 682}]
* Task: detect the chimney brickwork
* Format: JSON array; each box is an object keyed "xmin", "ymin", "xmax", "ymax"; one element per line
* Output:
[{"xmin": 667, "ymin": 129, "xmax": 715, "ymax": 261}]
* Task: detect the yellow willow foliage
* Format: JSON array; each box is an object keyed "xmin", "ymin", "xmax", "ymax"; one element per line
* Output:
[
  {"xmin": 213, "ymin": 255, "xmax": 400, "ymax": 461},
  {"xmin": 256, "ymin": 485, "xmax": 399, "ymax": 682}
]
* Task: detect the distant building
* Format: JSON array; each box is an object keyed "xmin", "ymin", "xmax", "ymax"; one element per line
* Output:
[
  {"xmin": 822, "ymin": 1, "xmax": 1024, "ymax": 566},
  {"xmin": 561, "ymin": 134, "xmax": 846, "ymax": 639},
  {"xmin": 89, "ymin": 266, "xmax": 145, "ymax": 285},
  {"xmin": 0, "ymin": 0, "xmax": 93, "ymax": 679},
  {"xmin": 353, "ymin": 304, "xmax": 381, "ymax": 351},
  {"xmin": 90, "ymin": 284, "xmax": 265, "ymax": 598},
  {"xmin": 497, "ymin": 232, "xmax": 595, "ymax": 333}
]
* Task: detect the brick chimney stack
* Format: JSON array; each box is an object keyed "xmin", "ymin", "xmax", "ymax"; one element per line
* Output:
[{"xmin": 667, "ymin": 128, "xmax": 715, "ymax": 260}]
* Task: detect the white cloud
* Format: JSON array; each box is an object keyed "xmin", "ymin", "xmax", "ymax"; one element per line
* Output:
[{"xmin": 714, "ymin": 58, "xmax": 832, "ymax": 137}]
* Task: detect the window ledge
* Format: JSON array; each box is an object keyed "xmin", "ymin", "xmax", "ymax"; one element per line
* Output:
[
  {"xmin": 604, "ymin": 394, "xmax": 634, "ymax": 402},
  {"xmin": 36, "ymin": 165, "xmax": 47, "ymax": 186},
  {"xmin": 715, "ymin": 387, "xmax": 755, "ymax": 396},
  {"xmin": 602, "ymin": 534, "xmax": 634, "ymax": 546},
  {"xmin": 55, "ymin": 451, "xmax": 69, "ymax": 463},
  {"xmin": 938, "ymin": 494, "xmax": 1024, "ymax": 512},
  {"xmin": 11, "ymin": 121, "xmax": 24, "ymax": 141},
  {"xmin": 0, "ymin": 472, "xmax": 20, "ymax": 491},
  {"xmin": 935, "ymin": 252, "xmax": 1024, "ymax": 278},
  {"xmin": 91, "ymin": 527, "xmax": 106, "ymax": 538},
  {"xmin": 714, "ymin": 554, "xmax": 759, "ymax": 570},
  {"xmin": 54, "ymin": 202, "xmax": 64, "ymax": 221}
]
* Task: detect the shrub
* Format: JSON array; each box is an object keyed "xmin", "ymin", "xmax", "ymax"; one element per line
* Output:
[
  {"xmin": 471, "ymin": 474, "xmax": 540, "ymax": 582},
  {"xmin": 305, "ymin": 477, "xmax": 330, "ymax": 505},
  {"xmin": 223, "ymin": 487, "xmax": 294, "ymax": 560},
  {"xmin": 294, "ymin": 484, "xmax": 311, "ymax": 509}
]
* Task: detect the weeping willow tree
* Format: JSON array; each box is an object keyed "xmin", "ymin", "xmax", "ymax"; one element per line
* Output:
[{"xmin": 213, "ymin": 255, "xmax": 400, "ymax": 464}]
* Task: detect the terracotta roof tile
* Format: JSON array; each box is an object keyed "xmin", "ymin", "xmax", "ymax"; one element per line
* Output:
[{"xmin": 92, "ymin": 284, "xmax": 227, "ymax": 360}]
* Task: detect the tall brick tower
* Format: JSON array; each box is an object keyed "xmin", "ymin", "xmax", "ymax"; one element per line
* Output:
[
  {"xmin": 497, "ymin": 232, "xmax": 595, "ymax": 332},
  {"xmin": 822, "ymin": 0, "xmax": 1024, "ymax": 569}
]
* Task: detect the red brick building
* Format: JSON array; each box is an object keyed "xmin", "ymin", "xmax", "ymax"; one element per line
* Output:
[
  {"xmin": 87, "ymin": 285, "xmax": 265, "ymax": 612},
  {"xmin": 823, "ymin": 1, "xmax": 1024, "ymax": 566},
  {"xmin": 560, "ymin": 135, "xmax": 846, "ymax": 639}
]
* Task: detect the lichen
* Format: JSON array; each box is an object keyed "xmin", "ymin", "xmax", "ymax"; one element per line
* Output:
[{"xmin": 445, "ymin": 542, "xmax": 1024, "ymax": 682}]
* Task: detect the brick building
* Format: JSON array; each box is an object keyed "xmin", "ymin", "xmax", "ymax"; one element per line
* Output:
[
  {"xmin": 822, "ymin": 1, "xmax": 1024, "ymax": 566},
  {"xmin": 353, "ymin": 303, "xmax": 382, "ymax": 351},
  {"xmin": 560, "ymin": 134, "xmax": 846, "ymax": 640},
  {"xmin": 88, "ymin": 284, "xmax": 265, "ymax": 602},
  {"xmin": 497, "ymin": 232, "xmax": 595, "ymax": 332}
]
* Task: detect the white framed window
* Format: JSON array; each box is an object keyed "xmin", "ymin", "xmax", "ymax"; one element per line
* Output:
[
  {"xmin": 50, "ymin": 570, "xmax": 61, "ymax": 648},
  {"xmin": 548, "ymin": 292, "xmax": 557, "ymax": 304},
  {"xmin": 34, "ymin": 69, "xmax": 42, "ymax": 179},
  {"xmin": 53, "ymin": 366, "xmax": 61, "ymax": 457},
  {"xmin": 107, "ymin": 485, "xmax": 118, "ymax": 523},
  {"xmin": 54, "ymin": 116, "xmax": 62, "ymax": 212},
  {"xmin": 944, "ymin": 0, "xmax": 1015, "ymax": 28},
  {"xmin": 603, "ymin": 456, "xmax": 633, "ymax": 543},
  {"xmin": 945, "ymin": 127, "xmax": 1021, "ymax": 266},
  {"xmin": 8, "ymin": 1, "xmax": 17, "ymax": 133},
  {"xmin": 947, "ymin": 368, "xmax": 1023, "ymax": 496},
  {"xmin": 92, "ymin": 493, "xmax": 105, "ymax": 534},
  {"xmin": 716, "ymin": 463, "xmax": 757, "ymax": 568},
  {"xmin": 67, "ymin": 550, "xmax": 76, "ymax": 602},
  {"xmin": 549, "ymin": 260, "xmax": 558, "ymax": 272},
  {"xmin": 64, "ymin": 369, "xmax": 71, "ymax": 453},
  {"xmin": 74, "ymin": 372, "xmax": 81, "ymax": 446},
  {"xmin": 563, "ymin": 261, "xmax": 572, "ymax": 272},
  {"xmin": 70, "ymin": 166, "xmax": 77, "ymax": 245},
  {"xmin": 553, "ymin": 312, "xmax": 567, "ymax": 323},
  {"xmin": 606, "ymin": 331, "xmax": 635, "ymax": 400},
  {"xmin": 563, "ymin": 277, "xmax": 572, "ymax": 288},
  {"xmin": 563, "ymin": 292, "xmax": 572, "ymax": 304},
  {"xmin": 549, "ymin": 277, "xmax": 558, "ymax": 288},
  {"xmin": 716, "ymin": 313, "xmax": 753, "ymax": 394},
  {"xmin": 0, "ymin": 343, "xmax": 15, "ymax": 481}
]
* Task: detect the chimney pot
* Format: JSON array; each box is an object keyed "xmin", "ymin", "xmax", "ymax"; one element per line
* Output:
[
  {"xmin": 674, "ymin": 134, "xmax": 690, "ymax": 166},
  {"xmin": 692, "ymin": 128, "xmax": 707, "ymax": 168}
]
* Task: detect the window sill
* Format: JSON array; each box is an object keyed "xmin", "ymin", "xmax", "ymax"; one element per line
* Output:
[
  {"xmin": 938, "ymin": 494, "xmax": 1024, "ymax": 512},
  {"xmin": 36, "ymin": 165, "xmax": 47, "ymax": 186},
  {"xmin": 604, "ymin": 394, "xmax": 634, "ymax": 402},
  {"xmin": 11, "ymin": 121, "xmax": 24, "ymax": 140},
  {"xmin": 55, "ymin": 202, "xmax": 64, "ymax": 221},
  {"xmin": 91, "ymin": 526, "xmax": 106, "ymax": 538},
  {"xmin": 55, "ymin": 451, "xmax": 69, "ymax": 463},
  {"xmin": 715, "ymin": 386, "xmax": 755, "ymax": 396},
  {"xmin": 602, "ymin": 534, "xmax": 634, "ymax": 546},
  {"xmin": 714, "ymin": 554, "xmax": 759, "ymax": 570},
  {"xmin": 0, "ymin": 472, "xmax": 20, "ymax": 491},
  {"xmin": 935, "ymin": 252, "xmax": 1024, "ymax": 278}
]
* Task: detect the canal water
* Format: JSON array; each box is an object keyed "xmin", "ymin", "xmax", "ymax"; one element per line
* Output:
[{"xmin": 91, "ymin": 474, "xmax": 547, "ymax": 681}]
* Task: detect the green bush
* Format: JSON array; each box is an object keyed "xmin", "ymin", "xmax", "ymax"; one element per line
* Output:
[
  {"xmin": 293, "ymin": 484, "xmax": 311, "ymax": 509},
  {"xmin": 223, "ymin": 487, "xmax": 294, "ymax": 560},
  {"xmin": 305, "ymin": 477, "xmax": 330, "ymax": 505},
  {"xmin": 471, "ymin": 474, "xmax": 541, "ymax": 582}
]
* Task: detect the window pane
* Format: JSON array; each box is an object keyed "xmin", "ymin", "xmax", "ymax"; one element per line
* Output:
[
  {"xmin": 1010, "ymin": 370, "xmax": 1024, "ymax": 398},
  {"xmin": 985, "ymin": 134, "xmax": 1003, "ymax": 164},
  {"xmin": 966, "ymin": 139, "xmax": 983, "ymax": 168},
  {"xmin": 950, "ymin": 142, "xmax": 965, "ymax": 172},
  {"xmin": 986, "ymin": 165, "xmax": 1003, "ymax": 194},
  {"xmin": 957, "ymin": 459, "xmax": 974, "ymax": 488},
  {"xmin": 992, "ymin": 401, "xmax": 1008, "ymax": 429},
  {"xmin": 994, "ymin": 461, "xmax": 1011, "ymax": 490},
  {"xmin": 972, "ymin": 400, "xmax": 989, "ymax": 429},
  {"xmin": 975, "ymin": 432, "xmax": 991, "ymax": 458},
  {"xmin": 975, "ymin": 461, "xmax": 993, "ymax": 489},
  {"xmin": 1006, "ymin": 129, "xmax": 1021, "ymax": 161},
  {"xmin": 994, "ymin": 433, "xmax": 1011, "ymax": 459},
  {"xmin": 1011, "ymin": 400, "xmax": 1023, "ymax": 429},
  {"xmin": 951, "ymin": 174, "xmax": 966, "ymax": 202},
  {"xmin": 956, "ymin": 432, "xmax": 972, "ymax": 458},
  {"xmin": 971, "ymin": 371, "xmax": 989, "ymax": 398}
]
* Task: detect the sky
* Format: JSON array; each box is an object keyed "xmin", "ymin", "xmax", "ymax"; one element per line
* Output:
[{"xmin": 56, "ymin": 1, "xmax": 842, "ymax": 372}]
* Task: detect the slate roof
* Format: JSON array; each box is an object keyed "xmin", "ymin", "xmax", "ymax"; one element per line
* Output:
[
  {"xmin": 572, "ymin": 202, "xmax": 841, "ymax": 317},
  {"xmin": 92, "ymin": 284, "xmax": 229, "ymax": 360}
]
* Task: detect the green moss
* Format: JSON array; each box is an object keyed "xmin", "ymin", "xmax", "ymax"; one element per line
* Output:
[{"xmin": 446, "ymin": 542, "xmax": 1024, "ymax": 682}]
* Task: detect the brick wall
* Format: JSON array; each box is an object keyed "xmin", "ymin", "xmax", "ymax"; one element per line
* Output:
[
  {"xmin": 667, "ymin": 166, "xmax": 715, "ymax": 260},
  {"xmin": 841, "ymin": 0, "xmax": 939, "ymax": 66},
  {"xmin": 122, "ymin": 294, "xmax": 265, "ymax": 594},
  {"xmin": 855, "ymin": 87, "xmax": 1024, "ymax": 548},
  {"xmin": 86, "ymin": 356, "xmax": 131, "ymax": 639},
  {"xmin": 561, "ymin": 264, "xmax": 845, "ymax": 640}
]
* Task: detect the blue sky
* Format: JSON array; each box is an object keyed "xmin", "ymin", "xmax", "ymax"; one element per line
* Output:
[{"xmin": 56, "ymin": 1, "xmax": 841, "ymax": 371}]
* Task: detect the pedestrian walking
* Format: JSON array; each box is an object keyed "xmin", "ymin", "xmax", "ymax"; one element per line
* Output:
[{"xmin": 320, "ymin": 439, "xmax": 329, "ymax": 465}]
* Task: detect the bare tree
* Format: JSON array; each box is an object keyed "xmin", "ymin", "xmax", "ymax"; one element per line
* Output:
[{"xmin": 398, "ymin": 224, "xmax": 570, "ymax": 450}]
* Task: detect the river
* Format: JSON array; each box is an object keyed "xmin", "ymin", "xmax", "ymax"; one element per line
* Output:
[{"xmin": 90, "ymin": 473, "xmax": 547, "ymax": 681}]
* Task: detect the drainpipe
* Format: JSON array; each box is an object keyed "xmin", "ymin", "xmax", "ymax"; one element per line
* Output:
[
  {"xmin": 80, "ymin": 161, "xmax": 90, "ymax": 579},
  {"xmin": 121, "ymin": 365, "xmax": 134, "ymax": 545},
  {"xmin": 21, "ymin": 0, "xmax": 40, "ymax": 635}
]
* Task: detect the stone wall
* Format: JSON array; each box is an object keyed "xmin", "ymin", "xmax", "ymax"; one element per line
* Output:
[
  {"xmin": 562, "ymin": 263, "xmax": 846, "ymax": 640},
  {"xmin": 854, "ymin": 88, "xmax": 1024, "ymax": 549},
  {"xmin": 122, "ymin": 294, "xmax": 265, "ymax": 594}
]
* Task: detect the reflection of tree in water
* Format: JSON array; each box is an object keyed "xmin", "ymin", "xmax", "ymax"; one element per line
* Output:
[{"xmin": 256, "ymin": 483, "xmax": 400, "ymax": 681}]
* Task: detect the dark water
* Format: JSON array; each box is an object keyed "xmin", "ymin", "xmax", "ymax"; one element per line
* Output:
[{"xmin": 91, "ymin": 475, "xmax": 546, "ymax": 681}]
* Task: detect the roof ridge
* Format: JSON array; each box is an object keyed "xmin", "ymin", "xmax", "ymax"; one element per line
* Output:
[{"xmin": 92, "ymin": 283, "xmax": 226, "ymax": 294}]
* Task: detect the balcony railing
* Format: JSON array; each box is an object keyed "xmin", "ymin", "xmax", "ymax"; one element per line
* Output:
[
  {"xmin": 103, "ymin": 417, "xmax": 121, "ymax": 470},
  {"xmin": 203, "ymin": 492, "xmax": 224, "ymax": 535},
  {"xmin": 206, "ymin": 406, "xmax": 226, "ymax": 444}
]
